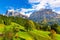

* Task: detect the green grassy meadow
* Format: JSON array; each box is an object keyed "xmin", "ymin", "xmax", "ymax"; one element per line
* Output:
[{"xmin": 0, "ymin": 22, "xmax": 60, "ymax": 40}]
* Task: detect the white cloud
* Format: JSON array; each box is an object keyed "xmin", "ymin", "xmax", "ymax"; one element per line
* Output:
[
  {"xmin": 8, "ymin": 9, "xmax": 14, "ymax": 12},
  {"xmin": 20, "ymin": 8, "xmax": 34, "ymax": 12},
  {"xmin": 29, "ymin": 0, "xmax": 60, "ymax": 9},
  {"xmin": 32, "ymin": 2, "xmax": 47, "ymax": 10},
  {"xmin": 25, "ymin": 12, "xmax": 32, "ymax": 17},
  {"xmin": 49, "ymin": 0, "xmax": 60, "ymax": 8},
  {"xmin": 29, "ymin": 0, "xmax": 48, "ymax": 10},
  {"xmin": 28, "ymin": 0, "xmax": 60, "ymax": 14},
  {"xmin": 29, "ymin": 0, "xmax": 40, "ymax": 3},
  {"xmin": 20, "ymin": 8, "xmax": 35, "ymax": 17},
  {"xmin": 55, "ymin": 11, "xmax": 60, "ymax": 14},
  {"xmin": 15, "ymin": 9, "xmax": 21, "ymax": 12}
]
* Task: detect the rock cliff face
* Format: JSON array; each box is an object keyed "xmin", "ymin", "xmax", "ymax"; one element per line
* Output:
[{"xmin": 29, "ymin": 9, "xmax": 60, "ymax": 24}]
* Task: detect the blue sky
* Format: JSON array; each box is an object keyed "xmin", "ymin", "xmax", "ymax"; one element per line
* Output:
[
  {"xmin": 0, "ymin": 0, "xmax": 32, "ymax": 14},
  {"xmin": 0, "ymin": 0, "xmax": 60, "ymax": 16}
]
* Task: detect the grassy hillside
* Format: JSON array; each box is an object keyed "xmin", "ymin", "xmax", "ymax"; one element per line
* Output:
[
  {"xmin": 0, "ymin": 22, "xmax": 51, "ymax": 40},
  {"xmin": 0, "ymin": 15, "xmax": 60, "ymax": 40},
  {"xmin": 0, "ymin": 22, "xmax": 60, "ymax": 40}
]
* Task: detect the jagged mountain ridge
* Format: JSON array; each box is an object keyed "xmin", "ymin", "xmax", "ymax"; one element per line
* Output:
[
  {"xmin": 29, "ymin": 9, "xmax": 60, "ymax": 24},
  {"xmin": 5, "ymin": 9, "xmax": 60, "ymax": 24},
  {"xmin": 6, "ymin": 10, "xmax": 28, "ymax": 18}
]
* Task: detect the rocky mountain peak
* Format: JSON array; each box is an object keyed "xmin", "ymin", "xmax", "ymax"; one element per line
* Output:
[
  {"xmin": 5, "ymin": 10, "xmax": 28, "ymax": 18},
  {"xmin": 29, "ymin": 9, "xmax": 60, "ymax": 23}
]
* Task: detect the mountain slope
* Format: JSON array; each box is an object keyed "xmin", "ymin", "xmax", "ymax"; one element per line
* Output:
[{"xmin": 29, "ymin": 9, "xmax": 60, "ymax": 24}]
